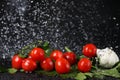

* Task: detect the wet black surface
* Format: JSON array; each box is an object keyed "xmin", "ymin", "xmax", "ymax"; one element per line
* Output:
[
  {"xmin": 0, "ymin": 0, "xmax": 120, "ymax": 80},
  {"xmin": 0, "ymin": 72, "xmax": 120, "ymax": 80}
]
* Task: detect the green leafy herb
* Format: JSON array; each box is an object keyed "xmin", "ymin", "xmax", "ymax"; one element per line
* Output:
[
  {"xmin": 20, "ymin": 69, "xmax": 24, "ymax": 72},
  {"xmin": 8, "ymin": 68, "xmax": 17, "ymax": 74},
  {"xmin": 75, "ymin": 73, "xmax": 87, "ymax": 80},
  {"xmin": 41, "ymin": 41, "xmax": 52, "ymax": 57},
  {"xmin": 101, "ymin": 69, "xmax": 120, "ymax": 78},
  {"xmin": 42, "ymin": 41, "xmax": 49, "ymax": 50},
  {"xmin": 92, "ymin": 63, "xmax": 120, "ymax": 79},
  {"xmin": 84, "ymin": 73, "xmax": 93, "ymax": 78},
  {"xmin": 17, "ymin": 40, "xmax": 43, "ymax": 58}
]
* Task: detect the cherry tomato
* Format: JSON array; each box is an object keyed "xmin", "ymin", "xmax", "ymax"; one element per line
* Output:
[
  {"xmin": 40, "ymin": 57, "xmax": 54, "ymax": 71},
  {"xmin": 55, "ymin": 57, "xmax": 70, "ymax": 74},
  {"xmin": 50, "ymin": 50, "xmax": 63, "ymax": 61},
  {"xmin": 82, "ymin": 43, "xmax": 97, "ymax": 58},
  {"xmin": 29, "ymin": 47, "xmax": 45, "ymax": 62},
  {"xmin": 77, "ymin": 58, "xmax": 92, "ymax": 72},
  {"xmin": 63, "ymin": 52, "xmax": 77, "ymax": 65},
  {"xmin": 22, "ymin": 58, "xmax": 37, "ymax": 72},
  {"xmin": 12, "ymin": 54, "xmax": 23, "ymax": 69}
]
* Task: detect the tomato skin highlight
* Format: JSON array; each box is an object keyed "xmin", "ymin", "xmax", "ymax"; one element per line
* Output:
[
  {"xmin": 77, "ymin": 58, "xmax": 92, "ymax": 72},
  {"xmin": 40, "ymin": 57, "xmax": 54, "ymax": 71},
  {"xmin": 63, "ymin": 52, "xmax": 77, "ymax": 65},
  {"xmin": 55, "ymin": 57, "xmax": 70, "ymax": 74},
  {"xmin": 22, "ymin": 58, "xmax": 37, "ymax": 72},
  {"xmin": 12, "ymin": 54, "xmax": 23, "ymax": 69},
  {"xmin": 29, "ymin": 47, "xmax": 45, "ymax": 62},
  {"xmin": 50, "ymin": 50, "xmax": 63, "ymax": 61},
  {"xmin": 82, "ymin": 43, "xmax": 97, "ymax": 58}
]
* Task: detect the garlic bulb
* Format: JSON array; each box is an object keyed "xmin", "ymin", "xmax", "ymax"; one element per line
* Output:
[{"xmin": 96, "ymin": 47, "xmax": 119, "ymax": 68}]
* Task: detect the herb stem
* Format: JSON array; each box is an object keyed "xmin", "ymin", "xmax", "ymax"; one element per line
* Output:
[{"xmin": 65, "ymin": 46, "xmax": 72, "ymax": 52}]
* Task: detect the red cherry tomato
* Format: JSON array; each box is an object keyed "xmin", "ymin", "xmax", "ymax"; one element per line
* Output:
[
  {"xmin": 50, "ymin": 50, "xmax": 63, "ymax": 61},
  {"xmin": 29, "ymin": 47, "xmax": 45, "ymax": 62},
  {"xmin": 77, "ymin": 58, "xmax": 92, "ymax": 72},
  {"xmin": 22, "ymin": 58, "xmax": 37, "ymax": 72},
  {"xmin": 40, "ymin": 57, "xmax": 54, "ymax": 71},
  {"xmin": 55, "ymin": 57, "xmax": 70, "ymax": 74},
  {"xmin": 82, "ymin": 43, "xmax": 97, "ymax": 58},
  {"xmin": 63, "ymin": 52, "xmax": 77, "ymax": 65},
  {"xmin": 12, "ymin": 54, "xmax": 23, "ymax": 69}
]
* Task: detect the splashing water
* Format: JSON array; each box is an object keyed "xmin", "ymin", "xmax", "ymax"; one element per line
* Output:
[{"xmin": 0, "ymin": 0, "xmax": 120, "ymax": 59}]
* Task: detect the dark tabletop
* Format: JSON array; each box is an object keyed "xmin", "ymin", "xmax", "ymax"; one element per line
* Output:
[{"xmin": 0, "ymin": 0, "xmax": 120, "ymax": 80}]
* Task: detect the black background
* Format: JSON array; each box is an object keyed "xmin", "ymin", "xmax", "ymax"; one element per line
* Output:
[{"xmin": 0, "ymin": 0, "xmax": 120, "ymax": 80}]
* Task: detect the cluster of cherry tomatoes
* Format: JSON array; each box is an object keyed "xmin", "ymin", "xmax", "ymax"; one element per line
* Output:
[{"xmin": 12, "ymin": 43, "xmax": 97, "ymax": 74}]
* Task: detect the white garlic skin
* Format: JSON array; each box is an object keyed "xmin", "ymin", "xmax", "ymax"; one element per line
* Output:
[{"xmin": 96, "ymin": 47, "xmax": 119, "ymax": 68}]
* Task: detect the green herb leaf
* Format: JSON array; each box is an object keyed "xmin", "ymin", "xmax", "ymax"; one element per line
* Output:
[
  {"xmin": 101, "ymin": 68, "xmax": 120, "ymax": 78},
  {"xmin": 60, "ymin": 71, "xmax": 77, "ymax": 79},
  {"xmin": 92, "ymin": 65, "xmax": 120, "ymax": 79},
  {"xmin": 20, "ymin": 69, "xmax": 24, "ymax": 72},
  {"xmin": 84, "ymin": 73, "xmax": 93, "ymax": 78},
  {"xmin": 42, "ymin": 41, "xmax": 49, "ymax": 49},
  {"xmin": 45, "ymin": 48, "xmax": 51, "ymax": 57},
  {"xmin": 17, "ymin": 40, "xmax": 43, "ymax": 58},
  {"xmin": 93, "ymin": 72, "xmax": 104, "ymax": 79},
  {"xmin": 41, "ymin": 41, "xmax": 52, "ymax": 57},
  {"xmin": 78, "ymin": 55, "xmax": 86, "ymax": 59},
  {"xmin": 75, "ymin": 72, "xmax": 93, "ymax": 80},
  {"xmin": 8, "ymin": 68, "xmax": 17, "ymax": 74},
  {"xmin": 75, "ymin": 73, "xmax": 87, "ymax": 80}
]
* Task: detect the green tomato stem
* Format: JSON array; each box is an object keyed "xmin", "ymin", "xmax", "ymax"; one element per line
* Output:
[{"xmin": 65, "ymin": 46, "xmax": 72, "ymax": 52}]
